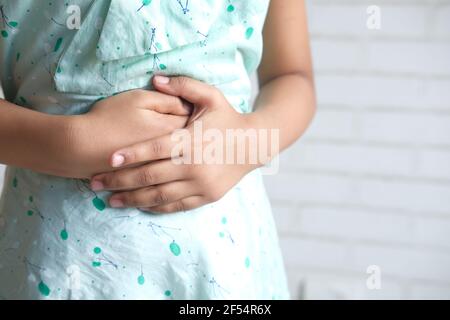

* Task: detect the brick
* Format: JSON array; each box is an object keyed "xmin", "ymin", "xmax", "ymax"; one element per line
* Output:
[
  {"xmin": 353, "ymin": 244, "xmax": 450, "ymax": 283},
  {"xmin": 271, "ymin": 205, "xmax": 303, "ymax": 236},
  {"xmin": 410, "ymin": 284, "xmax": 450, "ymax": 299},
  {"xmin": 311, "ymin": 40, "xmax": 366, "ymax": 71},
  {"xmin": 307, "ymin": 4, "xmax": 429, "ymax": 38},
  {"xmin": 264, "ymin": 172, "xmax": 359, "ymax": 204},
  {"xmin": 359, "ymin": 113, "xmax": 450, "ymax": 146},
  {"xmin": 283, "ymin": 142, "xmax": 415, "ymax": 176},
  {"xmin": 316, "ymin": 74, "xmax": 450, "ymax": 110},
  {"xmin": 302, "ymin": 109, "xmax": 355, "ymax": 141},
  {"xmin": 431, "ymin": 5, "xmax": 450, "ymax": 38},
  {"xmin": 417, "ymin": 150, "xmax": 450, "ymax": 180},
  {"xmin": 367, "ymin": 42, "xmax": 450, "ymax": 75},
  {"xmin": 266, "ymin": 171, "xmax": 450, "ymax": 214},
  {"xmin": 301, "ymin": 273, "xmax": 405, "ymax": 300},
  {"xmin": 359, "ymin": 179, "xmax": 450, "ymax": 214},
  {"xmin": 279, "ymin": 236, "xmax": 352, "ymax": 271},
  {"xmin": 299, "ymin": 207, "xmax": 413, "ymax": 244},
  {"xmin": 307, "ymin": 5, "xmax": 367, "ymax": 37},
  {"xmin": 414, "ymin": 217, "xmax": 450, "ymax": 248},
  {"xmin": 312, "ymin": 40, "xmax": 450, "ymax": 75}
]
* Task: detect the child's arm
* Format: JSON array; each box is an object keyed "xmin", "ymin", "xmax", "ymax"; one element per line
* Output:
[
  {"xmin": 0, "ymin": 98, "xmax": 76, "ymax": 177},
  {"xmin": 88, "ymin": 0, "xmax": 316, "ymax": 212},
  {"xmin": 254, "ymin": 0, "xmax": 316, "ymax": 153},
  {"xmin": 0, "ymin": 90, "xmax": 190, "ymax": 178}
]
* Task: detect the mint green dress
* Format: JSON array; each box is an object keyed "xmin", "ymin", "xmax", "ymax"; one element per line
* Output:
[{"xmin": 0, "ymin": 0, "xmax": 289, "ymax": 300}]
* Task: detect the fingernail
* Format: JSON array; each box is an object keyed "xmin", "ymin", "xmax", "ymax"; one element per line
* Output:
[
  {"xmin": 110, "ymin": 198, "xmax": 124, "ymax": 208},
  {"xmin": 90, "ymin": 180, "xmax": 104, "ymax": 191},
  {"xmin": 154, "ymin": 75, "xmax": 170, "ymax": 84},
  {"xmin": 112, "ymin": 154, "xmax": 125, "ymax": 167}
]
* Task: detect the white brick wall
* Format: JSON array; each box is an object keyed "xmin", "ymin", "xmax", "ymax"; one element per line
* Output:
[
  {"xmin": 265, "ymin": 0, "xmax": 450, "ymax": 299},
  {"xmin": 1, "ymin": 0, "xmax": 449, "ymax": 300}
]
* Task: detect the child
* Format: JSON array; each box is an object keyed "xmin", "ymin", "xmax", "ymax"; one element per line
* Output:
[{"xmin": 0, "ymin": 0, "xmax": 315, "ymax": 299}]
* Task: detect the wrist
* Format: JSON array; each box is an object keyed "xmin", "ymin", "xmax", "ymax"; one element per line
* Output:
[
  {"xmin": 241, "ymin": 111, "xmax": 280, "ymax": 168},
  {"xmin": 45, "ymin": 114, "xmax": 88, "ymax": 178},
  {"xmin": 58, "ymin": 113, "xmax": 117, "ymax": 179}
]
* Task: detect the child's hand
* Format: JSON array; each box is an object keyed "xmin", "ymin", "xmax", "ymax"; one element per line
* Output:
[
  {"xmin": 90, "ymin": 76, "xmax": 266, "ymax": 213},
  {"xmin": 69, "ymin": 89, "xmax": 191, "ymax": 178}
]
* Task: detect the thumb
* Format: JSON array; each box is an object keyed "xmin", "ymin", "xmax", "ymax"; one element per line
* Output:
[
  {"xmin": 151, "ymin": 97, "xmax": 194, "ymax": 116},
  {"xmin": 153, "ymin": 76, "xmax": 216, "ymax": 124},
  {"xmin": 153, "ymin": 76, "xmax": 217, "ymax": 107},
  {"xmin": 136, "ymin": 89, "xmax": 193, "ymax": 116}
]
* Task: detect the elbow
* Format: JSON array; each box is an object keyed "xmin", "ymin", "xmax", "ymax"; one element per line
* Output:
[{"xmin": 295, "ymin": 70, "xmax": 317, "ymax": 122}]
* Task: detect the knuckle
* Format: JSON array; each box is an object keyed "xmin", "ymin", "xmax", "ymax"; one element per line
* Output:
[
  {"xmin": 154, "ymin": 189, "xmax": 169, "ymax": 205},
  {"xmin": 101, "ymin": 174, "xmax": 114, "ymax": 188},
  {"xmin": 125, "ymin": 149, "xmax": 139, "ymax": 163},
  {"xmin": 138, "ymin": 169, "xmax": 155, "ymax": 186},
  {"xmin": 170, "ymin": 96, "xmax": 183, "ymax": 109},
  {"xmin": 150, "ymin": 140, "xmax": 163, "ymax": 157},
  {"xmin": 176, "ymin": 77, "xmax": 188, "ymax": 90},
  {"xmin": 175, "ymin": 201, "xmax": 185, "ymax": 212},
  {"xmin": 120, "ymin": 192, "xmax": 133, "ymax": 206},
  {"xmin": 107, "ymin": 175, "xmax": 124, "ymax": 188}
]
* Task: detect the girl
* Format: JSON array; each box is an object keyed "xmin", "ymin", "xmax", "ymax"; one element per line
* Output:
[{"xmin": 0, "ymin": 0, "xmax": 315, "ymax": 299}]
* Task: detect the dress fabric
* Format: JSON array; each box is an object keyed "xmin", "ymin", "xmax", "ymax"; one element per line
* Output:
[{"xmin": 0, "ymin": 0, "xmax": 290, "ymax": 299}]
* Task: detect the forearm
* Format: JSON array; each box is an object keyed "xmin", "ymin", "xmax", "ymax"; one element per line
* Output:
[
  {"xmin": 248, "ymin": 72, "xmax": 316, "ymax": 156},
  {"xmin": 0, "ymin": 98, "xmax": 78, "ymax": 177}
]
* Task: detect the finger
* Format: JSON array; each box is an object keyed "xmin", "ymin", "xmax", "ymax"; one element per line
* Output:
[
  {"xmin": 91, "ymin": 160, "xmax": 188, "ymax": 191},
  {"xmin": 110, "ymin": 132, "xmax": 186, "ymax": 168},
  {"xmin": 153, "ymin": 76, "xmax": 219, "ymax": 107},
  {"xmin": 141, "ymin": 196, "xmax": 206, "ymax": 214},
  {"xmin": 148, "ymin": 93, "xmax": 193, "ymax": 116},
  {"xmin": 123, "ymin": 89, "xmax": 192, "ymax": 116},
  {"xmin": 108, "ymin": 181, "xmax": 198, "ymax": 208}
]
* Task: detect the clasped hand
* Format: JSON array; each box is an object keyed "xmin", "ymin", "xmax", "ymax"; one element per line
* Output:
[{"xmin": 89, "ymin": 76, "xmax": 261, "ymax": 213}]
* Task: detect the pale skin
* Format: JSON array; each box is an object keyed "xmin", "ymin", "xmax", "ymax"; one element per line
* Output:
[{"xmin": 0, "ymin": 0, "xmax": 315, "ymax": 213}]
